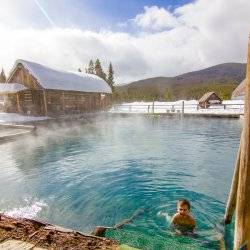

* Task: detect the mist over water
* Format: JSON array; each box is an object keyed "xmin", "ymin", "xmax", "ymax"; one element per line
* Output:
[{"xmin": 0, "ymin": 115, "xmax": 241, "ymax": 249}]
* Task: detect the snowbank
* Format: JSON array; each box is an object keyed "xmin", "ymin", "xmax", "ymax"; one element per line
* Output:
[{"xmin": 0, "ymin": 113, "xmax": 49, "ymax": 124}]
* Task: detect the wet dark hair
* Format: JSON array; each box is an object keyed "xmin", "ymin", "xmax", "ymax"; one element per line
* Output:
[{"xmin": 177, "ymin": 199, "xmax": 191, "ymax": 210}]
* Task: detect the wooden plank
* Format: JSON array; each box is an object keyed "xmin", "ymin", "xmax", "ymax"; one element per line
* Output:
[
  {"xmin": 62, "ymin": 91, "xmax": 65, "ymax": 114},
  {"xmin": 16, "ymin": 93, "xmax": 21, "ymax": 113},
  {"xmin": 21, "ymin": 67, "xmax": 24, "ymax": 84},
  {"xmin": 234, "ymin": 36, "xmax": 250, "ymax": 249},
  {"xmin": 43, "ymin": 90, "xmax": 48, "ymax": 116},
  {"xmin": 224, "ymin": 136, "xmax": 242, "ymax": 224}
]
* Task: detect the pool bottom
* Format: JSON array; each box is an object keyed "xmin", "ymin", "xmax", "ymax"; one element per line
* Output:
[{"xmin": 105, "ymin": 225, "xmax": 224, "ymax": 250}]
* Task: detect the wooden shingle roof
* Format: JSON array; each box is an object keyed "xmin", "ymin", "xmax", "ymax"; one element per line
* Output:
[{"xmin": 198, "ymin": 92, "xmax": 221, "ymax": 103}]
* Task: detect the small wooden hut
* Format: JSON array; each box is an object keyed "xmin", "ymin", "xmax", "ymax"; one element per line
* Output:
[
  {"xmin": 0, "ymin": 60, "xmax": 112, "ymax": 116},
  {"xmin": 198, "ymin": 92, "xmax": 222, "ymax": 108}
]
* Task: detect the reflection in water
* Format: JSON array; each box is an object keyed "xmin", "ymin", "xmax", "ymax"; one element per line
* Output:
[{"xmin": 0, "ymin": 116, "xmax": 241, "ymax": 249}]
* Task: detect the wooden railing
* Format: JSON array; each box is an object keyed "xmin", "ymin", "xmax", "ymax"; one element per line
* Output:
[{"xmin": 111, "ymin": 102, "xmax": 244, "ymax": 114}]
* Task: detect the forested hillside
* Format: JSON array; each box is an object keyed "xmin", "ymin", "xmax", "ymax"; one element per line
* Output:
[{"xmin": 114, "ymin": 63, "xmax": 246, "ymax": 102}]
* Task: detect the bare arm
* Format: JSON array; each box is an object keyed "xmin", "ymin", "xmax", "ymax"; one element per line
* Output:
[{"xmin": 171, "ymin": 214, "xmax": 178, "ymax": 225}]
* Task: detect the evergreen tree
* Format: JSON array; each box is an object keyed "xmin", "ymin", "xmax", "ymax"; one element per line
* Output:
[
  {"xmin": 0, "ymin": 68, "xmax": 6, "ymax": 83},
  {"xmin": 94, "ymin": 59, "xmax": 102, "ymax": 75},
  {"xmin": 88, "ymin": 59, "xmax": 94, "ymax": 74},
  {"xmin": 107, "ymin": 62, "xmax": 115, "ymax": 92},
  {"xmin": 94, "ymin": 59, "xmax": 106, "ymax": 81},
  {"xmin": 164, "ymin": 88, "xmax": 173, "ymax": 101},
  {"xmin": 100, "ymin": 71, "xmax": 107, "ymax": 82},
  {"xmin": 78, "ymin": 68, "xmax": 82, "ymax": 72}
]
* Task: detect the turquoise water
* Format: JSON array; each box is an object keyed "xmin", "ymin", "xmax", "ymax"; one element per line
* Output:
[{"xmin": 0, "ymin": 115, "xmax": 242, "ymax": 249}]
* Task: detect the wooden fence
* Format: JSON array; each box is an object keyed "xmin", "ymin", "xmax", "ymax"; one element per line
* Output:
[{"xmin": 111, "ymin": 101, "xmax": 244, "ymax": 114}]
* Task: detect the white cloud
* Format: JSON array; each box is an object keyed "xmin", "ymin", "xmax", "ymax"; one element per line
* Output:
[
  {"xmin": 0, "ymin": 0, "xmax": 250, "ymax": 84},
  {"xmin": 133, "ymin": 6, "xmax": 179, "ymax": 30},
  {"xmin": 0, "ymin": 27, "xmax": 151, "ymax": 83}
]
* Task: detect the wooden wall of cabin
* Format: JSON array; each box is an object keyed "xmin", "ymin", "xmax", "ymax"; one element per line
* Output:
[
  {"xmin": 100, "ymin": 94, "xmax": 111, "ymax": 108},
  {"xmin": 4, "ymin": 90, "xmax": 44, "ymax": 115},
  {"xmin": 3, "ymin": 90, "xmax": 110, "ymax": 116},
  {"xmin": 45, "ymin": 90, "xmax": 107, "ymax": 116},
  {"xmin": 3, "ymin": 90, "xmax": 44, "ymax": 115},
  {"xmin": 19, "ymin": 90, "xmax": 44, "ymax": 115},
  {"xmin": 3, "ymin": 94, "xmax": 18, "ymax": 113}
]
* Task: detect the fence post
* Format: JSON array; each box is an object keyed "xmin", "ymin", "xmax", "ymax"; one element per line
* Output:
[
  {"xmin": 148, "ymin": 105, "xmax": 150, "ymax": 114},
  {"xmin": 224, "ymin": 104, "xmax": 226, "ymax": 109},
  {"xmin": 182, "ymin": 101, "xmax": 185, "ymax": 114},
  {"xmin": 171, "ymin": 105, "xmax": 175, "ymax": 112},
  {"xmin": 152, "ymin": 101, "xmax": 155, "ymax": 114}
]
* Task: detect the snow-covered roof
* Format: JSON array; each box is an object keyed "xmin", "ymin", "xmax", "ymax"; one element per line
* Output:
[
  {"xmin": 0, "ymin": 83, "xmax": 27, "ymax": 94},
  {"xmin": 9, "ymin": 59, "xmax": 112, "ymax": 94}
]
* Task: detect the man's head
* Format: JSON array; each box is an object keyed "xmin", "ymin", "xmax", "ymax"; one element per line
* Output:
[{"xmin": 177, "ymin": 199, "xmax": 191, "ymax": 216}]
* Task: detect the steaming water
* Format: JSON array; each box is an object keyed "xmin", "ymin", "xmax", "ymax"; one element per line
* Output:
[{"xmin": 0, "ymin": 115, "xmax": 241, "ymax": 249}]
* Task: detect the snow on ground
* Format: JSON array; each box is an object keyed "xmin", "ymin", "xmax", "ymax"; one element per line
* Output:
[
  {"xmin": 0, "ymin": 113, "xmax": 49, "ymax": 124},
  {"xmin": 110, "ymin": 100, "xmax": 244, "ymax": 115}
]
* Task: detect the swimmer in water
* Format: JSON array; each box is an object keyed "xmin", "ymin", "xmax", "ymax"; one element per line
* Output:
[{"xmin": 171, "ymin": 199, "xmax": 196, "ymax": 235}]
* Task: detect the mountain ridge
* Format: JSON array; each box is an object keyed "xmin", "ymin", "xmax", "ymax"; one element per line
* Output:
[
  {"xmin": 114, "ymin": 63, "xmax": 246, "ymax": 101},
  {"xmin": 120, "ymin": 63, "xmax": 246, "ymax": 88}
]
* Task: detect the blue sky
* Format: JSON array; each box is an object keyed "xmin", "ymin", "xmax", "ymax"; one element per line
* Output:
[
  {"xmin": 7, "ymin": 0, "xmax": 192, "ymax": 30},
  {"xmin": 65, "ymin": 0, "xmax": 192, "ymax": 30},
  {"xmin": 0, "ymin": 0, "xmax": 249, "ymax": 83}
]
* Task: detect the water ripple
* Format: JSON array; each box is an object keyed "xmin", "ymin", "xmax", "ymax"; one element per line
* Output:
[{"xmin": 0, "ymin": 116, "xmax": 241, "ymax": 249}]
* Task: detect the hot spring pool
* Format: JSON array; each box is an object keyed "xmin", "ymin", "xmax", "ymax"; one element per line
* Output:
[{"xmin": 0, "ymin": 115, "xmax": 242, "ymax": 249}]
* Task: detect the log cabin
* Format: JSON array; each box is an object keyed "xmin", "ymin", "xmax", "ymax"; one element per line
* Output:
[
  {"xmin": 0, "ymin": 59, "xmax": 112, "ymax": 116},
  {"xmin": 198, "ymin": 91, "xmax": 222, "ymax": 108}
]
